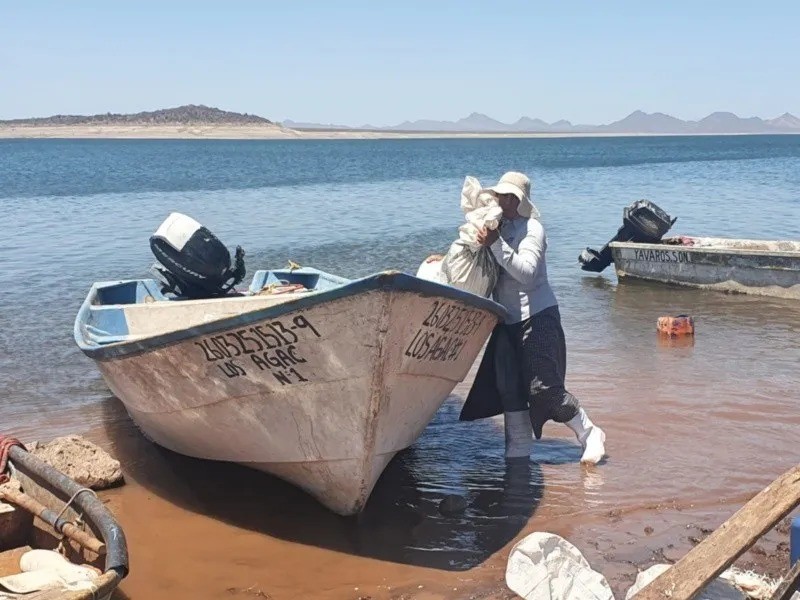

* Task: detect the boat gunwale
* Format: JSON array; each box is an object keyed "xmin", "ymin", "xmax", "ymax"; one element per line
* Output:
[
  {"xmin": 7, "ymin": 445, "xmax": 129, "ymax": 582},
  {"xmin": 609, "ymin": 240, "xmax": 800, "ymax": 259},
  {"xmin": 74, "ymin": 270, "xmax": 509, "ymax": 361}
]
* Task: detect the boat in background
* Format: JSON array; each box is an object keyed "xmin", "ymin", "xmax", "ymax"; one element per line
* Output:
[
  {"xmin": 578, "ymin": 200, "xmax": 800, "ymax": 299},
  {"xmin": 610, "ymin": 236, "xmax": 800, "ymax": 299},
  {"xmin": 74, "ymin": 267, "xmax": 506, "ymax": 515}
]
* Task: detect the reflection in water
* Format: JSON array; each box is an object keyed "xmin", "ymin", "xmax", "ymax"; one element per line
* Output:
[
  {"xmin": 103, "ymin": 397, "xmax": 544, "ymax": 572},
  {"xmin": 580, "ymin": 468, "xmax": 606, "ymax": 501},
  {"xmin": 656, "ymin": 333, "xmax": 696, "ymax": 350},
  {"xmin": 579, "ymin": 275, "xmax": 617, "ymax": 293}
]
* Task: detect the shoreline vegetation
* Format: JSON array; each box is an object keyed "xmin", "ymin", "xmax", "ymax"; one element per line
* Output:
[{"xmin": 2, "ymin": 104, "xmax": 799, "ymax": 140}]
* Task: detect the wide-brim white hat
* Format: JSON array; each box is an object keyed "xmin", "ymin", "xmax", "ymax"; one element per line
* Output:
[{"xmin": 485, "ymin": 171, "xmax": 539, "ymax": 219}]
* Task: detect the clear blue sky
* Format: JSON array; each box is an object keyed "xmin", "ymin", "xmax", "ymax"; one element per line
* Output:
[{"xmin": 2, "ymin": 0, "xmax": 798, "ymax": 125}]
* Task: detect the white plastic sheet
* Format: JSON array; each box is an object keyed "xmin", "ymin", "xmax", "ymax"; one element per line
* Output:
[
  {"xmin": 505, "ymin": 532, "xmax": 615, "ymax": 600},
  {"xmin": 504, "ymin": 535, "xmax": 776, "ymax": 600},
  {"xmin": 625, "ymin": 564, "xmax": 747, "ymax": 600},
  {"xmin": 0, "ymin": 549, "xmax": 99, "ymax": 595}
]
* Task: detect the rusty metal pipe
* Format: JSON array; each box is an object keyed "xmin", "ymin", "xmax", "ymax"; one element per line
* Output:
[
  {"xmin": 0, "ymin": 486, "xmax": 106, "ymax": 555},
  {"xmin": 7, "ymin": 445, "xmax": 128, "ymax": 579}
]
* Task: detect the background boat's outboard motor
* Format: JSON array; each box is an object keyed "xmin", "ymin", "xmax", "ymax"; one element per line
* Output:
[
  {"xmin": 578, "ymin": 200, "xmax": 677, "ymax": 273},
  {"xmin": 150, "ymin": 212, "xmax": 246, "ymax": 299}
]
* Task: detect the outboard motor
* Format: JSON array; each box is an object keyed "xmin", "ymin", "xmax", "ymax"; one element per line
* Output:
[
  {"xmin": 578, "ymin": 200, "xmax": 676, "ymax": 272},
  {"xmin": 150, "ymin": 212, "xmax": 246, "ymax": 299}
]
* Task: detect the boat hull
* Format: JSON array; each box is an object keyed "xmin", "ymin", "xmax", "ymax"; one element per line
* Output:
[
  {"xmin": 610, "ymin": 239, "xmax": 800, "ymax": 299},
  {"xmin": 78, "ymin": 273, "xmax": 504, "ymax": 515}
]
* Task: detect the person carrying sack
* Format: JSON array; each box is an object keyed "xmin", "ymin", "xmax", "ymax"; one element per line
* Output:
[{"xmin": 459, "ymin": 171, "xmax": 606, "ymax": 464}]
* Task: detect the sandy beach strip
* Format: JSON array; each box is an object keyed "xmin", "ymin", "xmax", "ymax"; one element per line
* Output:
[{"xmin": 0, "ymin": 123, "xmax": 750, "ymax": 140}]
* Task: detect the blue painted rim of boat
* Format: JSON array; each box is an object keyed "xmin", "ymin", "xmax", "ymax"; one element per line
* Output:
[{"xmin": 74, "ymin": 271, "xmax": 509, "ymax": 361}]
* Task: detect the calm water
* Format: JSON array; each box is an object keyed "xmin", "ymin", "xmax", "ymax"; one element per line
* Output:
[{"xmin": 2, "ymin": 136, "xmax": 800, "ymax": 598}]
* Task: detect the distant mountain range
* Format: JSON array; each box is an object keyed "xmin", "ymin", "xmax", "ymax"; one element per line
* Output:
[
  {"xmin": 1, "ymin": 105, "xmax": 273, "ymax": 126},
  {"xmin": 5, "ymin": 105, "xmax": 799, "ymax": 134},
  {"xmin": 284, "ymin": 110, "xmax": 800, "ymax": 134}
]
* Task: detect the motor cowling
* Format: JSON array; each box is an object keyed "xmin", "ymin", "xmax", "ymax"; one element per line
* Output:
[
  {"xmin": 150, "ymin": 212, "xmax": 246, "ymax": 299},
  {"xmin": 578, "ymin": 200, "xmax": 676, "ymax": 273}
]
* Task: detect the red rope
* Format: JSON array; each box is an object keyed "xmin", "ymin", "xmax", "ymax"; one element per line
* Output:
[{"xmin": 0, "ymin": 435, "xmax": 26, "ymax": 485}]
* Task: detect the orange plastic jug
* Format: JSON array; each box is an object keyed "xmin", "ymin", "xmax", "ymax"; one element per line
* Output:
[{"xmin": 657, "ymin": 315, "xmax": 695, "ymax": 337}]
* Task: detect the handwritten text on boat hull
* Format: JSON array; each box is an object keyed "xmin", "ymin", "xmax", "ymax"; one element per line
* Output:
[
  {"xmin": 632, "ymin": 248, "xmax": 692, "ymax": 263},
  {"xmin": 193, "ymin": 314, "xmax": 321, "ymax": 385},
  {"xmin": 405, "ymin": 301, "xmax": 486, "ymax": 363}
]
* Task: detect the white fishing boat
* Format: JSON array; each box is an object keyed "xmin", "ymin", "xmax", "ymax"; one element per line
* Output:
[
  {"xmin": 74, "ymin": 266, "xmax": 506, "ymax": 515},
  {"xmin": 610, "ymin": 236, "xmax": 800, "ymax": 299}
]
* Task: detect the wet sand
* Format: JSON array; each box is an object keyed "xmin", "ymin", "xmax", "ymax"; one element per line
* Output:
[
  {"xmin": 21, "ymin": 339, "xmax": 800, "ymax": 599},
  {"xmin": 79, "ymin": 383, "xmax": 541, "ymax": 600},
  {"xmin": 8, "ymin": 280, "xmax": 800, "ymax": 598}
]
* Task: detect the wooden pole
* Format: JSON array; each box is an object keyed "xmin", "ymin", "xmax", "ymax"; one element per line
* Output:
[
  {"xmin": 633, "ymin": 464, "xmax": 800, "ymax": 600},
  {"xmin": 770, "ymin": 560, "xmax": 800, "ymax": 600},
  {"xmin": 0, "ymin": 487, "xmax": 106, "ymax": 556}
]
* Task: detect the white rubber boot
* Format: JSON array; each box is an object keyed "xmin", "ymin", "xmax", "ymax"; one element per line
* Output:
[
  {"xmin": 504, "ymin": 410, "xmax": 533, "ymax": 460},
  {"xmin": 566, "ymin": 408, "xmax": 606, "ymax": 465}
]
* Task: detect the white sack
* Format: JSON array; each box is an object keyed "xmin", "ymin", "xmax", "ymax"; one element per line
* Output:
[
  {"xmin": 440, "ymin": 241, "xmax": 499, "ymax": 297},
  {"xmin": 0, "ymin": 549, "xmax": 98, "ymax": 594},
  {"xmin": 415, "ymin": 257, "xmax": 447, "ymax": 284},
  {"xmin": 505, "ymin": 532, "xmax": 615, "ymax": 600},
  {"xmin": 439, "ymin": 176, "xmax": 501, "ymax": 297}
]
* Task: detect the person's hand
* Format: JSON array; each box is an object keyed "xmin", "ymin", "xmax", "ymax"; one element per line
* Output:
[
  {"xmin": 476, "ymin": 227, "xmax": 499, "ymax": 247},
  {"xmin": 425, "ymin": 254, "xmax": 444, "ymax": 263}
]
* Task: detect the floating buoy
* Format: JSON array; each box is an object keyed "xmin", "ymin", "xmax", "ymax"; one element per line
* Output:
[{"xmin": 657, "ymin": 315, "xmax": 695, "ymax": 337}]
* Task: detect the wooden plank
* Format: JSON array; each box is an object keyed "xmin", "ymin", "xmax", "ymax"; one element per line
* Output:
[
  {"xmin": 633, "ymin": 464, "xmax": 800, "ymax": 600},
  {"xmin": 0, "ymin": 489, "xmax": 106, "ymax": 555},
  {"xmin": 771, "ymin": 560, "xmax": 800, "ymax": 600}
]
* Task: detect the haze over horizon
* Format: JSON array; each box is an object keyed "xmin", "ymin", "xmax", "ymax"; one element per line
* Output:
[{"xmin": 3, "ymin": 1, "xmax": 799, "ymax": 124}]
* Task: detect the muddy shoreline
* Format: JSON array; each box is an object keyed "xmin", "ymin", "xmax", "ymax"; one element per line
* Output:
[{"xmin": 37, "ymin": 396, "xmax": 793, "ymax": 600}]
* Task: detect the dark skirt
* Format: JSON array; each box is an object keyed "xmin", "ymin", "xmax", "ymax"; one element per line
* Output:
[{"xmin": 459, "ymin": 305, "xmax": 580, "ymax": 439}]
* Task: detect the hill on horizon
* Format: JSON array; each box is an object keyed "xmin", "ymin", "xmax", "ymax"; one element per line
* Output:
[{"xmin": 1, "ymin": 104, "xmax": 273, "ymax": 126}]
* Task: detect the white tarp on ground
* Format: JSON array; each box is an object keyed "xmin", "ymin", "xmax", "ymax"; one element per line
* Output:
[
  {"xmin": 624, "ymin": 564, "xmax": 746, "ymax": 600},
  {"xmin": 505, "ymin": 532, "xmax": 615, "ymax": 600},
  {"xmin": 506, "ymin": 534, "xmax": 779, "ymax": 600},
  {"xmin": 625, "ymin": 564, "xmax": 779, "ymax": 599},
  {"xmin": 0, "ymin": 549, "xmax": 98, "ymax": 596}
]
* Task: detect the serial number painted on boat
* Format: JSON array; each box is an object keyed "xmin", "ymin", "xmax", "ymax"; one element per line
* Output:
[
  {"xmin": 405, "ymin": 301, "xmax": 486, "ymax": 363},
  {"xmin": 193, "ymin": 315, "xmax": 321, "ymax": 385},
  {"xmin": 632, "ymin": 248, "xmax": 692, "ymax": 263}
]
